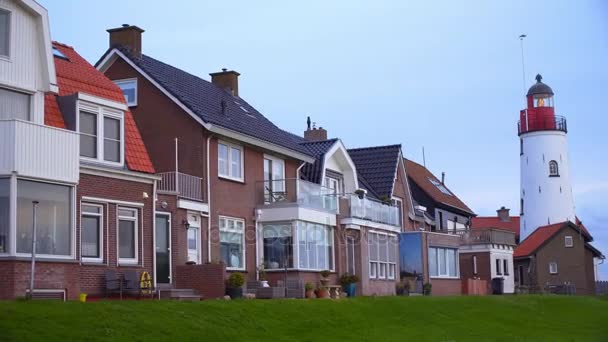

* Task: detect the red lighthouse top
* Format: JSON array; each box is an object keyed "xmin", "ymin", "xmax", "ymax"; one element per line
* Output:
[{"xmin": 518, "ymin": 74, "xmax": 567, "ymax": 135}]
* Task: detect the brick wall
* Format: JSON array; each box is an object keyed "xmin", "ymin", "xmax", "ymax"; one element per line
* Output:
[{"xmin": 175, "ymin": 263, "xmax": 226, "ymax": 299}]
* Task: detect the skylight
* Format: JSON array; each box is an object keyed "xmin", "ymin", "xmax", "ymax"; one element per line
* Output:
[
  {"xmin": 428, "ymin": 178, "xmax": 453, "ymax": 196},
  {"xmin": 52, "ymin": 47, "xmax": 68, "ymax": 60}
]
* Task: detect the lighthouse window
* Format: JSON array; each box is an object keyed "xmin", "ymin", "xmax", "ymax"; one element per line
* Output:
[
  {"xmin": 520, "ymin": 139, "xmax": 523, "ymax": 155},
  {"xmin": 549, "ymin": 161, "xmax": 559, "ymax": 177},
  {"xmin": 534, "ymin": 96, "xmax": 553, "ymax": 108}
]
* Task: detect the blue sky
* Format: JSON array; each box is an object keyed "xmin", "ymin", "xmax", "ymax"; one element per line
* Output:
[{"xmin": 41, "ymin": 0, "xmax": 608, "ymax": 279}]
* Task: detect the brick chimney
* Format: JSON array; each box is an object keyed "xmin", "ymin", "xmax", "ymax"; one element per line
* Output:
[
  {"xmin": 107, "ymin": 24, "xmax": 145, "ymax": 57},
  {"xmin": 303, "ymin": 116, "xmax": 328, "ymax": 141},
  {"xmin": 210, "ymin": 69, "xmax": 240, "ymax": 96},
  {"xmin": 496, "ymin": 206, "xmax": 511, "ymax": 222}
]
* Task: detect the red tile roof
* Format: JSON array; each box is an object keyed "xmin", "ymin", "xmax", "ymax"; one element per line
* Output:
[
  {"xmin": 46, "ymin": 42, "xmax": 154, "ymax": 174},
  {"xmin": 404, "ymin": 159, "xmax": 474, "ymax": 215},
  {"xmin": 514, "ymin": 222, "xmax": 564, "ymax": 258},
  {"xmin": 471, "ymin": 216, "xmax": 521, "ymax": 240}
]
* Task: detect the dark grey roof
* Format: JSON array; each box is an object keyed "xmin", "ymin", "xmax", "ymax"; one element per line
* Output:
[
  {"xmin": 527, "ymin": 74, "xmax": 554, "ymax": 96},
  {"xmin": 109, "ymin": 46, "xmax": 312, "ymax": 157},
  {"xmin": 347, "ymin": 144, "xmax": 401, "ymax": 199},
  {"xmin": 299, "ymin": 139, "xmax": 338, "ymax": 184}
]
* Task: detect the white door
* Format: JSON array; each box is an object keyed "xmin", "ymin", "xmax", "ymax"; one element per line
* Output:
[{"xmin": 187, "ymin": 213, "xmax": 201, "ymax": 264}]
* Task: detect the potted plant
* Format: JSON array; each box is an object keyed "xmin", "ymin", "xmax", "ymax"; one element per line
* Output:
[
  {"xmin": 320, "ymin": 270, "xmax": 331, "ymax": 286},
  {"xmin": 354, "ymin": 189, "xmax": 366, "ymax": 199},
  {"xmin": 305, "ymin": 282, "xmax": 316, "ymax": 299},
  {"xmin": 258, "ymin": 263, "xmax": 269, "ymax": 288},
  {"xmin": 315, "ymin": 286, "xmax": 330, "ymax": 299},
  {"xmin": 423, "ymin": 282, "xmax": 432, "ymax": 296},
  {"xmin": 226, "ymin": 272, "xmax": 245, "ymax": 299},
  {"xmin": 339, "ymin": 273, "xmax": 359, "ymax": 297}
]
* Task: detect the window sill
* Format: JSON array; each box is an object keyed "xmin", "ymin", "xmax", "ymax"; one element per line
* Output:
[
  {"xmin": 549, "ymin": 175, "xmax": 560, "ymax": 178},
  {"xmin": 218, "ymin": 175, "xmax": 245, "ymax": 184},
  {"xmin": 118, "ymin": 260, "xmax": 139, "ymax": 267},
  {"xmin": 81, "ymin": 259, "xmax": 104, "ymax": 265},
  {"xmin": 430, "ymin": 276, "xmax": 460, "ymax": 280},
  {"xmin": 226, "ymin": 268, "xmax": 247, "ymax": 272},
  {"xmin": 0, "ymin": 255, "xmax": 79, "ymax": 263}
]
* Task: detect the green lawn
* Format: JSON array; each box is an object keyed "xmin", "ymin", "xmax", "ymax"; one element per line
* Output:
[{"xmin": 1, "ymin": 296, "xmax": 607, "ymax": 341}]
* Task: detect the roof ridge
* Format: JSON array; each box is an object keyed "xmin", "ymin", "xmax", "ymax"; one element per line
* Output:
[
  {"xmin": 348, "ymin": 144, "xmax": 401, "ymax": 151},
  {"xmin": 300, "ymin": 138, "xmax": 339, "ymax": 145},
  {"xmin": 52, "ymin": 41, "xmax": 73, "ymax": 49}
]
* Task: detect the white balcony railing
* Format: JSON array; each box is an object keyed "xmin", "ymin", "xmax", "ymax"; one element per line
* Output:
[
  {"xmin": 0, "ymin": 119, "xmax": 79, "ymax": 183},
  {"xmin": 157, "ymin": 171, "xmax": 205, "ymax": 202},
  {"xmin": 348, "ymin": 194, "xmax": 400, "ymax": 226},
  {"xmin": 256, "ymin": 178, "xmax": 338, "ymax": 213}
]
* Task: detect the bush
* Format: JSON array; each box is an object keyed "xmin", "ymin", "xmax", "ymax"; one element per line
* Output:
[
  {"xmin": 320, "ymin": 270, "xmax": 331, "ymax": 278},
  {"xmin": 305, "ymin": 282, "xmax": 314, "ymax": 291},
  {"xmin": 339, "ymin": 274, "xmax": 359, "ymax": 286},
  {"xmin": 423, "ymin": 282, "xmax": 432, "ymax": 296},
  {"xmin": 227, "ymin": 272, "xmax": 245, "ymax": 288}
]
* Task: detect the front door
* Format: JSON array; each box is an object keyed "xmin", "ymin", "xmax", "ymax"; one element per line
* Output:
[{"xmin": 155, "ymin": 214, "xmax": 171, "ymax": 284}]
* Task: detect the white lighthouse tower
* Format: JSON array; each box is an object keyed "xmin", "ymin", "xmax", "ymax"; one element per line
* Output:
[{"xmin": 519, "ymin": 74, "xmax": 576, "ymax": 241}]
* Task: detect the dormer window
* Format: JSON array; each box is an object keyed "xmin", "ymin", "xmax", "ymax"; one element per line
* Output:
[
  {"xmin": 78, "ymin": 102, "xmax": 124, "ymax": 166},
  {"xmin": 0, "ymin": 8, "xmax": 10, "ymax": 58},
  {"xmin": 114, "ymin": 79, "xmax": 137, "ymax": 107}
]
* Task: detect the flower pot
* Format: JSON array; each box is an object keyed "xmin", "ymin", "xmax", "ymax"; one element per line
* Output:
[
  {"xmin": 343, "ymin": 283, "xmax": 356, "ymax": 297},
  {"xmin": 317, "ymin": 288, "xmax": 330, "ymax": 299},
  {"xmin": 320, "ymin": 278, "xmax": 330, "ymax": 286},
  {"xmin": 226, "ymin": 287, "xmax": 243, "ymax": 299},
  {"xmin": 305, "ymin": 289, "xmax": 316, "ymax": 299}
]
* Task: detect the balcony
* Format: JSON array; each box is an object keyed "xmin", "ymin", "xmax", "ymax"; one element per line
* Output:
[
  {"xmin": 256, "ymin": 178, "xmax": 338, "ymax": 213},
  {"xmin": 459, "ymin": 228, "xmax": 517, "ymax": 246},
  {"xmin": 0, "ymin": 119, "xmax": 79, "ymax": 183},
  {"xmin": 346, "ymin": 194, "xmax": 401, "ymax": 227},
  {"xmin": 157, "ymin": 172, "xmax": 206, "ymax": 202},
  {"xmin": 518, "ymin": 114, "xmax": 567, "ymax": 135}
]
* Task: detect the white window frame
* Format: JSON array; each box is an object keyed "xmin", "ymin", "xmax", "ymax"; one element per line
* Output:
[
  {"xmin": 81, "ymin": 203, "xmax": 104, "ymax": 263},
  {"xmin": 368, "ymin": 231, "xmax": 397, "ymax": 280},
  {"xmin": 0, "ymin": 8, "xmax": 11, "ymax": 60},
  {"xmin": 323, "ymin": 176, "xmax": 340, "ymax": 213},
  {"xmin": 113, "ymin": 78, "xmax": 138, "ymax": 107},
  {"xmin": 565, "ymin": 235, "xmax": 573, "ymax": 248},
  {"xmin": 392, "ymin": 196, "xmax": 403, "ymax": 226},
  {"xmin": 429, "ymin": 246, "xmax": 459, "ymax": 279},
  {"xmin": 219, "ymin": 215, "xmax": 246, "ymax": 271},
  {"xmin": 187, "ymin": 213, "xmax": 201, "ymax": 264},
  {"xmin": 218, "ymin": 140, "xmax": 244, "ymax": 182},
  {"xmin": 473, "ymin": 255, "xmax": 478, "ymax": 275},
  {"xmin": 12, "ymin": 178, "xmax": 76, "ymax": 260},
  {"xmin": 117, "ymin": 207, "xmax": 138, "ymax": 265},
  {"xmin": 78, "ymin": 101, "xmax": 125, "ymax": 167},
  {"xmin": 496, "ymin": 258, "xmax": 502, "ymax": 276},
  {"xmin": 263, "ymin": 154, "xmax": 286, "ymax": 203},
  {"xmin": 346, "ymin": 236, "xmax": 356, "ymax": 276},
  {"xmin": 549, "ymin": 262, "xmax": 558, "ymax": 274}
]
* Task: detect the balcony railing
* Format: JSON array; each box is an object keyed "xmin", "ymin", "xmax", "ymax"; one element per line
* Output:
[
  {"xmin": 459, "ymin": 228, "xmax": 517, "ymax": 246},
  {"xmin": 518, "ymin": 114, "xmax": 567, "ymax": 135},
  {"xmin": 0, "ymin": 119, "xmax": 79, "ymax": 183},
  {"xmin": 256, "ymin": 178, "xmax": 338, "ymax": 213},
  {"xmin": 347, "ymin": 194, "xmax": 401, "ymax": 227},
  {"xmin": 157, "ymin": 172, "xmax": 205, "ymax": 202}
]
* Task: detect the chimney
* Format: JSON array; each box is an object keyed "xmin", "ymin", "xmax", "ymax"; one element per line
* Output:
[
  {"xmin": 303, "ymin": 116, "xmax": 328, "ymax": 141},
  {"xmin": 497, "ymin": 206, "xmax": 511, "ymax": 222},
  {"xmin": 210, "ymin": 68, "xmax": 240, "ymax": 96},
  {"xmin": 441, "ymin": 172, "xmax": 445, "ymax": 185},
  {"xmin": 107, "ymin": 24, "xmax": 145, "ymax": 57}
]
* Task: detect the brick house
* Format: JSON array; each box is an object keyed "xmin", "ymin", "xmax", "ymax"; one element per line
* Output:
[
  {"xmin": 0, "ymin": 0, "xmax": 156, "ymax": 299},
  {"xmin": 513, "ymin": 221, "xmax": 602, "ymax": 295},
  {"xmin": 95, "ymin": 25, "xmax": 416, "ymax": 296},
  {"xmin": 401, "ymin": 159, "xmax": 477, "ymax": 295}
]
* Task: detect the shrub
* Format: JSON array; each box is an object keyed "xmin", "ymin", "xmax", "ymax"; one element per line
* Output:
[
  {"xmin": 423, "ymin": 282, "xmax": 432, "ymax": 296},
  {"xmin": 227, "ymin": 272, "xmax": 245, "ymax": 288},
  {"xmin": 320, "ymin": 270, "xmax": 331, "ymax": 278},
  {"xmin": 339, "ymin": 274, "xmax": 360, "ymax": 286},
  {"xmin": 305, "ymin": 282, "xmax": 314, "ymax": 291}
]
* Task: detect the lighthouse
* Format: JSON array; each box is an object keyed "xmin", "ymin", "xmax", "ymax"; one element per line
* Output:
[{"xmin": 519, "ymin": 74, "xmax": 576, "ymax": 241}]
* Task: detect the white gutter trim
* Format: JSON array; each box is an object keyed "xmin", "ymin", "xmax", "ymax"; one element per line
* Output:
[
  {"xmin": 78, "ymin": 92, "xmax": 128, "ymax": 111},
  {"xmin": 80, "ymin": 164, "xmax": 160, "ymax": 183}
]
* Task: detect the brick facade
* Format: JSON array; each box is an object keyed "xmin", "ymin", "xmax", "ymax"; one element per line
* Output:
[{"xmin": 175, "ymin": 263, "xmax": 226, "ymax": 299}]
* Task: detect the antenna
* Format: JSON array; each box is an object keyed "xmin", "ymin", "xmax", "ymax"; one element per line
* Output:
[
  {"xmin": 519, "ymin": 34, "xmax": 527, "ymax": 97},
  {"xmin": 422, "ymin": 146, "xmax": 426, "ymax": 168}
]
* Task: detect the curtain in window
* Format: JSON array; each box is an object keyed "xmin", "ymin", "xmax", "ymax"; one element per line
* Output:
[
  {"xmin": 16, "ymin": 180, "xmax": 71, "ymax": 256},
  {"xmin": 220, "ymin": 231, "xmax": 243, "ymax": 268},
  {"xmin": 297, "ymin": 221, "xmax": 332, "ymax": 270},
  {"xmin": 0, "ymin": 88, "xmax": 30, "ymax": 120}
]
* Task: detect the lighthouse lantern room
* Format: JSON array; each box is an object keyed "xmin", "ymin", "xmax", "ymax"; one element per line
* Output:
[{"xmin": 519, "ymin": 74, "xmax": 575, "ymax": 241}]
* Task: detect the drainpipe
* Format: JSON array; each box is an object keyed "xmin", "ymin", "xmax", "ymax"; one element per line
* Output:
[{"xmin": 206, "ymin": 134, "xmax": 213, "ymax": 263}]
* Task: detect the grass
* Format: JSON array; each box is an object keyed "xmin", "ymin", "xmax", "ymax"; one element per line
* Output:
[{"xmin": 1, "ymin": 296, "xmax": 607, "ymax": 341}]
